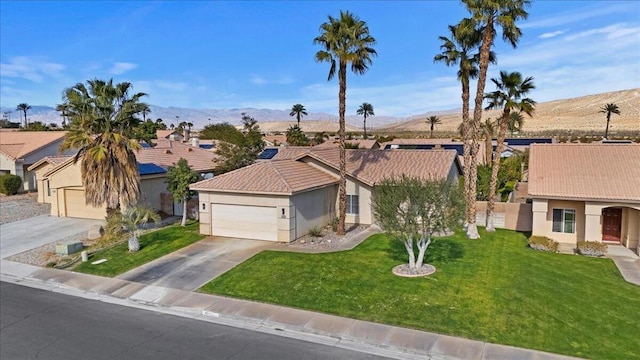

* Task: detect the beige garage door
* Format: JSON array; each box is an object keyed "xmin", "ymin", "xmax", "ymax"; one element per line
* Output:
[
  {"xmin": 64, "ymin": 189, "xmax": 106, "ymax": 219},
  {"xmin": 211, "ymin": 204, "xmax": 277, "ymax": 241}
]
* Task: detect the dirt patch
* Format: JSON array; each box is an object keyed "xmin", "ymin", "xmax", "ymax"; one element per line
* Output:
[{"xmin": 276, "ymin": 224, "xmax": 369, "ymax": 251}]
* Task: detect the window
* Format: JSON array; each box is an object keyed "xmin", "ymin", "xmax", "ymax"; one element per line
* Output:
[
  {"xmin": 552, "ymin": 209, "xmax": 575, "ymax": 234},
  {"xmin": 346, "ymin": 195, "xmax": 359, "ymax": 215},
  {"xmin": 46, "ymin": 180, "xmax": 51, "ymax": 197}
]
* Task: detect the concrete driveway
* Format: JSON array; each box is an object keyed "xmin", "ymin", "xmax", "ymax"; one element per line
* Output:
[
  {"xmin": 116, "ymin": 236, "xmax": 273, "ymax": 291},
  {"xmin": 0, "ymin": 215, "xmax": 104, "ymax": 259}
]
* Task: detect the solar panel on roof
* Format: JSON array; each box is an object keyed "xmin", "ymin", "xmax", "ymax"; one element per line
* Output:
[
  {"xmin": 505, "ymin": 138, "xmax": 553, "ymax": 146},
  {"xmin": 199, "ymin": 144, "xmax": 214, "ymax": 149},
  {"xmin": 140, "ymin": 143, "xmax": 152, "ymax": 148},
  {"xmin": 137, "ymin": 162, "xmax": 167, "ymax": 176},
  {"xmin": 258, "ymin": 148, "xmax": 279, "ymax": 159}
]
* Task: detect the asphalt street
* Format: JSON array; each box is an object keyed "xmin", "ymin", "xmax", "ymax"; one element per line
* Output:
[{"xmin": 0, "ymin": 282, "xmax": 390, "ymax": 360}]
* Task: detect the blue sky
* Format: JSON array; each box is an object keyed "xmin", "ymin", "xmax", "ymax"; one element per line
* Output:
[{"xmin": 1, "ymin": 1, "xmax": 639, "ymax": 117}]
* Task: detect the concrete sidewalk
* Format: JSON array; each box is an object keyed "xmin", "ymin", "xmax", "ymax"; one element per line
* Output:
[{"xmin": 0, "ymin": 259, "xmax": 581, "ymax": 360}]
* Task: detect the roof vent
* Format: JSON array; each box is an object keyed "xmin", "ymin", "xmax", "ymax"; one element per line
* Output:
[
  {"xmin": 164, "ymin": 149, "xmax": 172, "ymax": 154},
  {"xmin": 187, "ymin": 148, "xmax": 193, "ymax": 152}
]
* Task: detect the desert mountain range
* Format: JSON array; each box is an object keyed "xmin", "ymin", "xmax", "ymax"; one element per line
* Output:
[{"xmin": 1, "ymin": 88, "xmax": 637, "ymax": 134}]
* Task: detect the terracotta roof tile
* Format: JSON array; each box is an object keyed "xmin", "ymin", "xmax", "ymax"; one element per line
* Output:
[
  {"xmin": 0, "ymin": 131, "xmax": 67, "ymax": 160},
  {"xmin": 302, "ymin": 149, "xmax": 459, "ymax": 186},
  {"xmin": 528, "ymin": 144, "xmax": 640, "ymax": 202},
  {"xmin": 27, "ymin": 155, "xmax": 73, "ymax": 171},
  {"xmin": 137, "ymin": 138, "xmax": 218, "ymax": 172},
  {"xmin": 191, "ymin": 160, "xmax": 338, "ymax": 195}
]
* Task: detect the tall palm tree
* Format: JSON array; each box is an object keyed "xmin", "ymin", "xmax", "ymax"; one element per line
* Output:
[
  {"xmin": 484, "ymin": 71, "xmax": 535, "ymax": 232},
  {"xmin": 356, "ymin": 102, "xmax": 374, "ymax": 139},
  {"xmin": 289, "ymin": 104, "xmax": 308, "ymax": 128},
  {"xmin": 16, "ymin": 103, "xmax": 31, "ymax": 127},
  {"xmin": 462, "ymin": 0, "xmax": 529, "ymax": 237},
  {"xmin": 59, "ymin": 78, "xmax": 148, "ymax": 214},
  {"xmin": 426, "ymin": 116, "xmax": 442, "ymax": 138},
  {"xmin": 599, "ymin": 103, "xmax": 620, "ymax": 139},
  {"xmin": 479, "ymin": 118, "xmax": 496, "ymax": 164},
  {"xmin": 314, "ymin": 10, "xmax": 377, "ymax": 235},
  {"xmin": 434, "ymin": 19, "xmax": 488, "ymax": 238}
]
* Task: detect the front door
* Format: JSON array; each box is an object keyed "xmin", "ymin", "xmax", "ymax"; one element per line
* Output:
[{"xmin": 602, "ymin": 208, "xmax": 622, "ymax": 242}]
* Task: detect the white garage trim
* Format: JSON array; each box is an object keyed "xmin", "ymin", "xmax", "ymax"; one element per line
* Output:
[{"xmin": 211, "ymin": 203, "xmax": 278, "ymax": 241}]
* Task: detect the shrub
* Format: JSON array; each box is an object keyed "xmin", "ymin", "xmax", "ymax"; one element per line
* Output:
[
  {"xmin": 0, "ymin": 174, "xmax": 23, "ymax": 195},
  {"xmin": 577, "ymin": 241, "xmax": 607, "ymax": 257},
  {"xmin": 308, "ymin": 226, "xmax": 324, "ymax": 238},
  {"xmin": 528, "ymin": 236, "xmax": 559, "ymax": 252},
  {"xmin": 330, "ymin": 217, "xmax": 339, "ymax": 232}
]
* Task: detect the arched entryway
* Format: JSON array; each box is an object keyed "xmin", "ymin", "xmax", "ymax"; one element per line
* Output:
[{"xmin": 602, "ymin": 207, "xmax": 623, "ymax": 242}]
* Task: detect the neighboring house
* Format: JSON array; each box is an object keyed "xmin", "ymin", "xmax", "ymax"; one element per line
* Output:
[
  {"xmin": 263, "ymin": 134, "xmax": 287, "ymax": 147},
  {"xmin": 31, "ymin": 138, "xmax": 218, "ymax": 219},
  {"xmin": 382, "ymin": 138, "xmax": 485, "ymax": 165},
  {"xmin": 0, "ymin": 131, "xmax": 72, "ymax": 191},
  {"xmin": 156, "ymin": 129, "xmax": 184, "ymax": 142},
  {"xmin": 313, "ymin": 139, "xmax": 380, "ymax": 150},
  {"xmin": 191, "ymin": 148, "xmax": 461, "ymax": 242},
  {"xmin": 528, "ymin": 144, "xmax": 640, "ymax": 252}
]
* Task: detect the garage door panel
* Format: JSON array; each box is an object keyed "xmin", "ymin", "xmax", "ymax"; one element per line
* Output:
[
  {"xmin": 211, "ymin": 204, "xmax": 277, "ymax": 241},
  {"xmin": 65, "ymin": 189, "xmax": 106, "ymax": 219}
]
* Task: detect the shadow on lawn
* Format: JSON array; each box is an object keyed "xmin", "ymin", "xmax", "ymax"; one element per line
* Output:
[{"xmin": 386, "ymin": 237, "xmax": 464, "ymax": 265}]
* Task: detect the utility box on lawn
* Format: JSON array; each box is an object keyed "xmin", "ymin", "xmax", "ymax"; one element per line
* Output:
[{"xmin": 55, "ymin": 241, "xmax": 84, "ymax": 255}]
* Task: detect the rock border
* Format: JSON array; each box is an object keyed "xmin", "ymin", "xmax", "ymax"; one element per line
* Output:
[{"xmin": 392, "ymin": 264, "xmax": 436, "ymax": 278}]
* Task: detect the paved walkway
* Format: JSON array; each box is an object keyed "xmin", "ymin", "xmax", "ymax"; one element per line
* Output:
[
  {"xmin": 0, "ymin": 258, "xmax": 581, "ymax": 360},
  {"xmin": 606, "ymin": 245, "xmax": 640, "ymax": 286}
]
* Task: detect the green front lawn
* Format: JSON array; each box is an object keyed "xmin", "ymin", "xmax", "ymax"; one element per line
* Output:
[
  {"xmin": 201, "ymin": 229, "xmax": 640, "ymax": 359},
  {"xmin": 74, "ymin": 222, "xmax": 204, "ymax": 277}
]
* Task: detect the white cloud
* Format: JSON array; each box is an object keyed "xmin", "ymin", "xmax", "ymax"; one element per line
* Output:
[
  {"xmin": 109, "ymin": 62, "xmax": 138, "ymax": 75},
  {"xmin": 0, "ymin": 56, "xmax": 65, "ymax": 83},
  {"xmin": 521, "ymin": 2, "xmax": 634, "ymax": 29},
  {"xmin": 250, "ymin": 75, "xmax": 267, "ymax": 85},
  {"xmin": 538, "ymin": 30, "xmax": 565, "ymax": 39}
]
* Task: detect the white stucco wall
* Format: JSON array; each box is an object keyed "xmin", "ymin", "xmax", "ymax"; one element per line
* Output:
[{"xmin": 531, "ymin": 199, "xmax": 586, "ymax": 245}]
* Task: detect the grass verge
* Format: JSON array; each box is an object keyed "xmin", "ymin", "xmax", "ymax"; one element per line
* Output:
[
  {"xmin": 200, "ymin": 229, "xmax": 640, "ymax": 359},
  {"xmin": 73, "ymin": 221, "xmax": 204, "ymax": 277}
]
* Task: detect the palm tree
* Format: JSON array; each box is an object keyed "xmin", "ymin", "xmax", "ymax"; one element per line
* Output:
[
  {"xmin": 105, "ymin": 205, "xmax": 160, "ymax": 252},
  {"xmin": 484, "ymin": 71, "xmax": 535, "ymax": 232},
  {"xmin": 356, "ymin": 102, "xmax": 374, "ymax": 139},
  {"xmin": 16, "ymin": 103, "xmax": 31, "ymax": 127},
  {"xmin": 289, "ymin": 104, "xmax": 308, "ymax": 128},
  {"xmin": 55, "ymin": 103, "xmax": 70, "ymax": 127},
  {"xmin": 462, "ymin": 0, "xmax": 529, "ymax": 237},
  {"xmin": 426, "ymin": 116, "xmax": 442, "ymax": 138},
  {"xmin": 314, "ymin": 10, "xmax": 377, "ymax": 235},
  {"xmin": 508, "ymin": 111, "xmax": 524, "ymax": 135},
  {"xmin": 479, "ymin": 118, "xmax": 496, "ymax": 164},
  {"xmin": 59, "ymin": 78, "xmax": 148, "ymax": 214},
  {"xmin": 141, "ymin": 104, "xmax": 151, "ymax": 122},
  {"xmin": 599, "ymin": 103, "xmax": 621, "ymax": 139},
  {"xmin": 434, "ymin": 19, "xmax": 488, "ymax": 238}
]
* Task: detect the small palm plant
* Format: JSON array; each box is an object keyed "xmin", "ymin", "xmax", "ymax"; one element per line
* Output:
[{"xmin": 105, "ymin": 206, "xmax": 160, "ymax": 252}]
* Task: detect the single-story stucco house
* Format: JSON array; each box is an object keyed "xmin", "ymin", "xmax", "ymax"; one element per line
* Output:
[
  {"xmin": 30, "ymin": 138, "xmax": 218, "ymax": 219},
  {"xmin": 528, "ymin": 144, "xmax": 640, "ymax": 252},
  {"xmin": 0, "ymin": 131, "xmax": 74, "ymax": 191},
  {"xmin": 191, "ymin": 148, "xmax": 461, "ymax": 242}
]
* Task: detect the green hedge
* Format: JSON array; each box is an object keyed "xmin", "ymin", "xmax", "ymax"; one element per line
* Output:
[{"xmin": 0, "ymin": 174, "xmax": 22, "ymax": 195}]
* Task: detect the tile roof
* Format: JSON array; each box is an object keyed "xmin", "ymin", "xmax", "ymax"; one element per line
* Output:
[
  {"xmin": 301, "ymin": 148, "xmax": 459, "ymax": 186},
  {"xmin": 270, "ymin": 147, "xmax": 313, "ymax": 160},
  {"xmin": 0, "ymin": 131, "xmax": 67, "ymax": 160},
  {"xmin": 313, "ymin": 139, "xmax": 380, "ymax": 149},
  {"xmin": 137, "ymin": 138, "xmax": 218, "ymax": 173},
  {"xmin": 156, "ymin": 130, "xmax": 181, "ymax": 139},
  {"xmin": 27, "ymin": 155, "xmax": 73, "ymax": 171},
  {"xmin": 191, "ymin": 160, "xmax": 339, "ymax": 195},
  {"xmin": 528, "ymin": 144, "xmax": 640, "ymax": 202}
]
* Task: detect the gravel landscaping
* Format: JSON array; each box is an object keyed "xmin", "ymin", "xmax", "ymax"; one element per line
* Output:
[
  {"xmin": 275, "ymin": 224, "xmax": 369, "ymax": 251},
  {"xmin": 0, "ymin": 193, "xmax": 50, "ymax": 225}
]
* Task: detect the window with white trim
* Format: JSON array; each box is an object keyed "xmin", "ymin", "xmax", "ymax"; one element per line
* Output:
[
  {"xmin": 346, "ymin": 195, "xmax": 359, "ymax": 215},
  {"xmin": 552, "ymin": 208, "xmax": 575, "ymax": 234}
]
